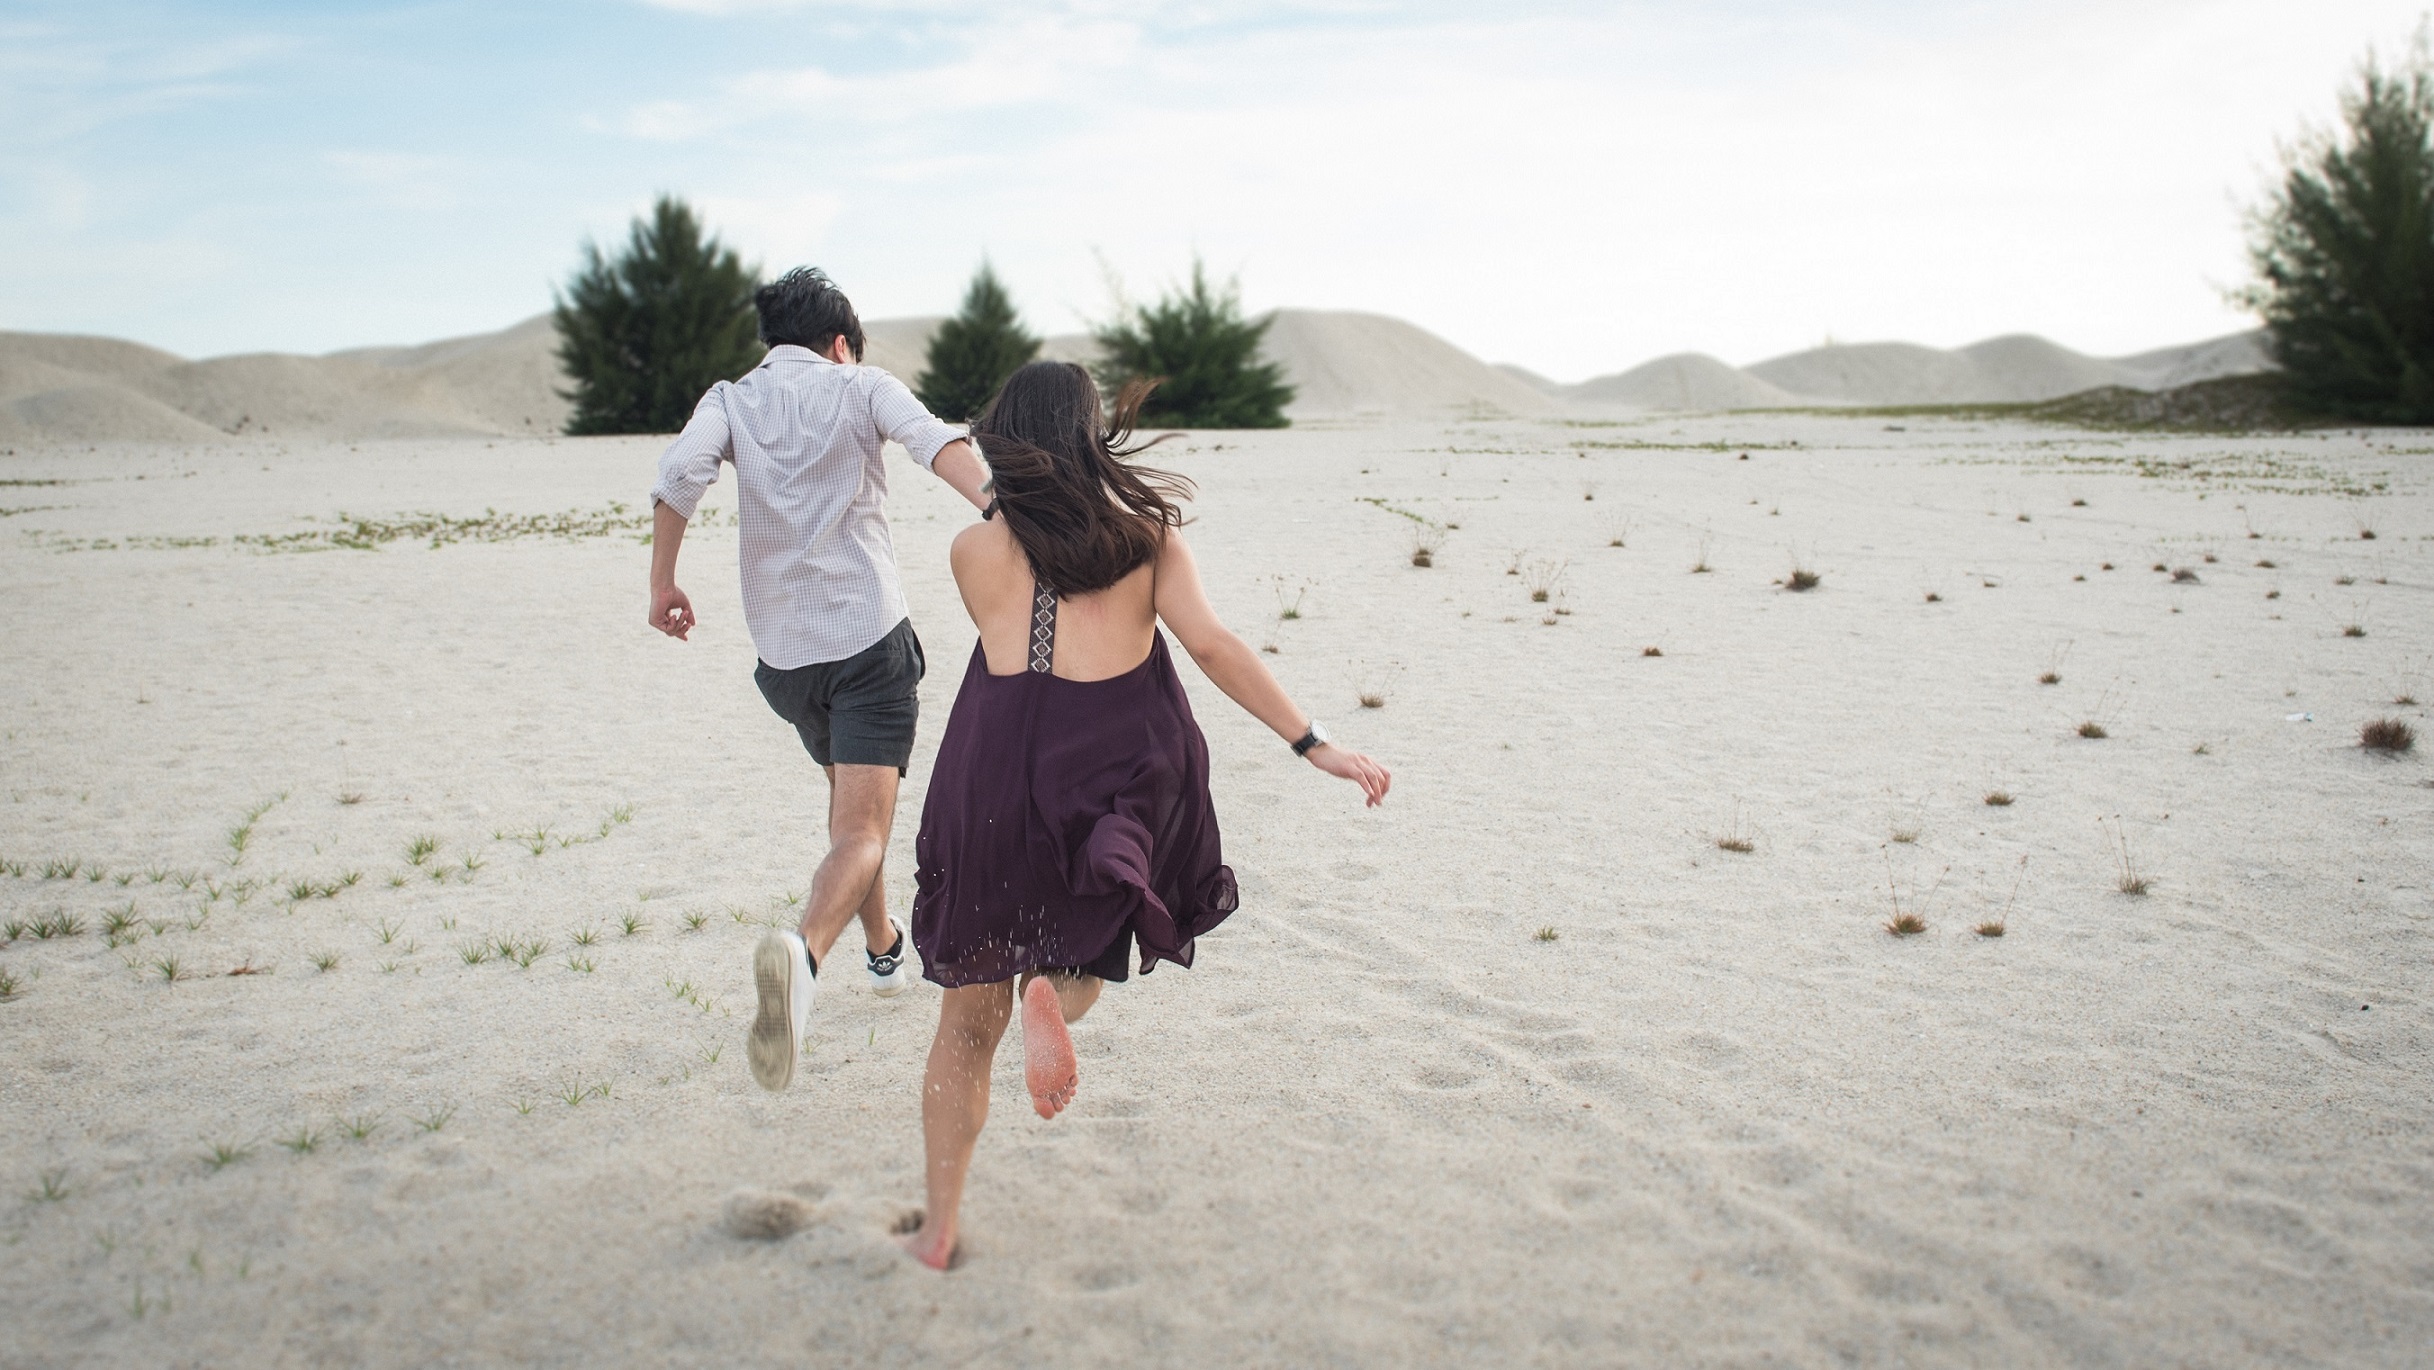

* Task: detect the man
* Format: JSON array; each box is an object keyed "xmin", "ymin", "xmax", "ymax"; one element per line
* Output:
[{"xmin": 648, "ymin": 266, "xmax": 989, "ymax": 1092}]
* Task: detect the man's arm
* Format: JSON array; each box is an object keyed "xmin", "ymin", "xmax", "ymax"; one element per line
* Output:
[
  {"xmin": 649, "ymin": 503, "xmax": 694, "ymax": 639},
  {"xmin": 647, "ymin": 389, "xmax": 730, "ymax": 640},
  {"xmin": 929, "ymin": 438, "xmax": 989, "ymax": 511},
  {"xmin": 869, "ymin": 371, "xmax": 989, "ymax": 513}
]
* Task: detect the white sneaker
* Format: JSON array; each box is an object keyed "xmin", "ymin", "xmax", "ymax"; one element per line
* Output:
[
  {"xmin": 749, "ymin": 930, "xmax": 815, "ymax": 1092},
  {"xmin": 868, "ymin": 918, "xmax": 912, "ymax": 998}
]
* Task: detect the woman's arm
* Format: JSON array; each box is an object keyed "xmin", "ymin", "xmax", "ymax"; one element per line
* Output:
[{"xmin": 1154, "ymin": 532, "xmax": 1391, "ymax": 806}]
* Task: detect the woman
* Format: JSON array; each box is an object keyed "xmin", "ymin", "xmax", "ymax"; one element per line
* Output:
[{"xmin": 900, "ymin": 361, "xmax": 1391, "ymax": 1270}]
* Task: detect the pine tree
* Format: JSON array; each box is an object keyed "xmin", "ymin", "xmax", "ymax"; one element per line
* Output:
[
  {"xmin": 2244, "ymin": 33, "xmax": 2434, "ymax": 421},
  {"xmin": 1092, "ymin": 261, "xmax": 1293, "ymax": 429},
  {"xmin": 553, "ymin": 197, "xmax": 763, "ymax": 435},
  {"xmin": 915, "ymin": 264, "xmax": 1041, "ymax": 422}
]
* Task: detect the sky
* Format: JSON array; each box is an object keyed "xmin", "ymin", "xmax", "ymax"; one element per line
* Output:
[{"xmin": 0, "ymin": 0, "xmax": 2420, "ymax": 380}]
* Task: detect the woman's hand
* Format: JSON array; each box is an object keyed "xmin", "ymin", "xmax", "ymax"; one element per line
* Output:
[{"xmin": 1308, "ymin": 744, "xmax": 1391, "ymax": 807}]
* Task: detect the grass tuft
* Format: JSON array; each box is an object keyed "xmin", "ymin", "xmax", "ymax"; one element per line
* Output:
[
  {"xmin": 339, "ymin": 1113, "xmax": 381, "ymax": 1141},
  {"xmin": 34, "ymin": 911, "xmax": 86, "ymax": 939},
  {"xmin": 2078, "ymin": 721, "xmax": 2108, "ymax": 739},
  {"xmin": 1707, "ymin": 799, "xmax": 1759, "ymax": 854},
  {"xmin": 1984, "ymin": 790, "xmax": 2015, "ymax": 807},
  {"xmin": 1974, "ymin": 920, "xmax": 2007, "ymax": 938},
  {"xmin": 1358, "ymin": 691, "xmax": 1386, "ymax": 710},
  {"xmin": 1784, "ymin": 567, "xmax": 1821, "ymax": 592},
  {"xmin": 458, "ymin": 941, "xmax": 493, "ymax": 966},
  {"xmin": 203, "ymin": 1141, "xmax": 253, "ymax": 1172},
  {"xmin": 1889, "ymin": 827, "xmax": 1921, "ymax": 844},
  {"xmin": 682, "ymin": 911, "xmax": 708, "ymax": 933},
  {"xmin": 415, "ymin": 1104, "xmax": 456, "ymax": 1134},
  {"xmin": 2170, "ymin": 567, "xmax": 2201, "ymax": 583},
  {"xmin": 1522, "ymin": 558, "xmax": 1569, "ymax": 604},
  {"xmin": 152, "ymin": 953, "xmax": 189, "ymax": 984},
  {"xmin": 29, "ymin": 1168, "xmax": 68, "ymax": 1201},
  {"xmin": 279, "ymin": 1128, "xmax": 321, "ymax": 1155},
  {"xmin": 311, "ymin": 951, "xmax": 339, "ymax": 972},
  {"xmin": 1884, "ymin": 912, "xmax": 1928, "ymax": 937},
  {"xmin": 2105, "ymin": 819, "xmax": 2151, "ymax": 896},
  {"xmin": 1534, "ymin": 926, "xmax": 1559, "ymax": 942},
  {"xmin": 2343, "ymin": 624, "xmax": 2367, "ymax": 638},
  {"xmin": 620, "ymin": 912, "xmax": 647, "ymax": 937},
  {"xmin": 0, "ymin": 967, "xmax": 19, "ymax": 1000},
  {"xmin": 2361, "ymin": 717, "xmax": 2417, "ymax": 753}
]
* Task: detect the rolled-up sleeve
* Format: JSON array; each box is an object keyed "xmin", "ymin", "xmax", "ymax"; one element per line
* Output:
[
  {"xmin": 651, "ymin": 387, "xmax": 731, "ymax": 518},
  {"xmin": 866, "ymin": 369, "xmax": 964, "ymax": 470}
]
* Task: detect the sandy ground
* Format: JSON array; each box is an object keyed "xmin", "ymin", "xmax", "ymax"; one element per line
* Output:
[{"xmin": 1, "ymin": 413, "xmax": 2429, "ymax": 1367}]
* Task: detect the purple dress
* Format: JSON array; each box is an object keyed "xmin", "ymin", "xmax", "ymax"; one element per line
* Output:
[{"xmin": 911, "ymin": 578, "xmax": 1239, "ymax": 987}]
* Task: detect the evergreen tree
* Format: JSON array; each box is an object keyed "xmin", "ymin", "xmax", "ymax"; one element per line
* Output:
[
  {"xmin": 2244, "ymin": 34, "xmax": 2434, "ymax": 421},
  {"xmin": 915, "ymin": 264, "xmax": 1041, "ymax": 422},
  {"xmin": 554, "ymin": 196, "xmax": 763, "ymax": 434},
  {"xmin": 1092, "ymin": 261, "xmax": 1293, "ymax": 428}
]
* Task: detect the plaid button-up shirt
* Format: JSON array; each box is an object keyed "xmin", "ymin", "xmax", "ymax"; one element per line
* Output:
[{"xmin": 651, "ymin": 345, "xmax": 965, "ymax": 669}]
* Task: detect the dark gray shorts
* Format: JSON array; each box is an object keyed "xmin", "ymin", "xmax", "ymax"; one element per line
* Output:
[{"xmin": 753, "ymin": 619, "xmax": 926, "ymax": 774}]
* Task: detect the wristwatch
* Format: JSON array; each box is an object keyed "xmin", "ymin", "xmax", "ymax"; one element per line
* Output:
[{"xmin": 1291, "ymin": 719, "xmax": 1331, "ymax": 757}]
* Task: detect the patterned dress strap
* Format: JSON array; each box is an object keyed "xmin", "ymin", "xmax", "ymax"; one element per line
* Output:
[{"xmin": 1028, "ymin": 577, "xmax": 1057, "ymax": 674}]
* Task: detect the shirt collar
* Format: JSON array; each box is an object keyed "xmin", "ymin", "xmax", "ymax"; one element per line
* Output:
[{"xmin": 763, "ymin": 344, "xmax": 834, "ymax": 368}]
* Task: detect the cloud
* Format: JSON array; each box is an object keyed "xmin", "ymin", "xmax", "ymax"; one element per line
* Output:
[
  {"xmin": 691, "ymin": 190, "xmax": 844, "ymax": 267},
  {"xmin": 322, "ymin": 151, "xmax": 461, "ymax": 211},
  {"xmin": 611, "ymin": 15, "xmax": 1143, "ymax": 141}
]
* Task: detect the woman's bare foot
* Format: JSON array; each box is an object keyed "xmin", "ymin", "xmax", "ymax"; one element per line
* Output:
[
  {"xmin": 899, "ymin": 1217, "xmax": 958, "ymax": 1271},
  {"xmin": 1022, "ymin": 975, "xmax": 1078, "ymax": 1118}
]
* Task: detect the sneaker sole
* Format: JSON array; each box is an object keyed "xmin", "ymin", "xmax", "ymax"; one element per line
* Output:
[
  {"xmin": 748, "ymin": 934, "xmax": 796, "ymax": 1092},
  {"xmin": 870, "ymin": 969, "xmax": 910, "ymax": 998}
]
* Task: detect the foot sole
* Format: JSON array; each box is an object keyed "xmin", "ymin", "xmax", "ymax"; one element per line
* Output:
[
  {"xmin": 748, "ymin": 933, "xmax": 797, "ymax": 1092},
  {"xmin": 1022, "ymin": 975, "xmax": 1078, "ymax": 1119}
]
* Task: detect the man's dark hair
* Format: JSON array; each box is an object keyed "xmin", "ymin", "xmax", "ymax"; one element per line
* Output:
[{"xmin": 754, "ymin": 267, "xmax": 865, "ymax": 361}]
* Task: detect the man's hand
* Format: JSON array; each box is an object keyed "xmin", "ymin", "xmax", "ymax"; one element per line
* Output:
[{"xmin": 650, "ymin": 583, "xmax": 696, "ymax": 639}]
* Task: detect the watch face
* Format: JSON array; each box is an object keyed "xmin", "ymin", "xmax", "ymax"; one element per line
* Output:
[{"xmin": 1309, "ymin": 721, "xmax": 1331, "ymax": 746}]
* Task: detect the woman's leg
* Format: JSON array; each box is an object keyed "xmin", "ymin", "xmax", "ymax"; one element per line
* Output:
[
  {"xmin": 904, "ymin": 980, "xmax": 1013, "ymax": 1270},
  {"xmin": 1015, "ymin": 971, "xmax": 1101, "ymax": 1119}
]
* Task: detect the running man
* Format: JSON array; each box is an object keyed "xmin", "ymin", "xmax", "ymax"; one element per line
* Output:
[{"xmin": 646, "ymin": 266, "xmax": 989, "ymax": 1091}]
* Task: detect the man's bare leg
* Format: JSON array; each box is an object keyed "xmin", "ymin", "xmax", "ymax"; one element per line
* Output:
[
  {"xmin": 902, "ymin": 981, "xmax": 1013, "ymax": 1271},
  {"xmin": 819, "ymin": 764, "xmax": 899, "ymax": 959},
  {"xmin": 795, "ymin": 763, "xmax": 900, "ymax": 967}
]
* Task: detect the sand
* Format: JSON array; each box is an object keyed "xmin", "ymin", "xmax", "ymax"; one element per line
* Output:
[{"xmin": 0, "ymin": 409, "xmax": 2426, "ymax": 1366}]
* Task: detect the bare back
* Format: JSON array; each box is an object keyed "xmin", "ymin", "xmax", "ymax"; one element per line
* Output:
[{"xmin": 950, "ymin": 517, "xmax": 1159, "ymax": 681}]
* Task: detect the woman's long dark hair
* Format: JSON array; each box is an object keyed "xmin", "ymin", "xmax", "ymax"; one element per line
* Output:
[{"xmin": 974, "ymin": 361, "xmax": 1193, "ymax": 597}]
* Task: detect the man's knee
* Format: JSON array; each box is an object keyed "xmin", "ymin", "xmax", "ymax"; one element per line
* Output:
[{"xmin": 827, "ymin": 829, "xmax": 887, "ymax": 871}]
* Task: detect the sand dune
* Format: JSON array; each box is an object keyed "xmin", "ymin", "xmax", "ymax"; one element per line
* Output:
[
  {"xmin": 0, "ymin": 320, "xmax": 568, "ymax": 445},
  {"xmin": 1537, "ymin": 329, "xmax": 2276, "ymax": 411},
  {"xmin": 1566, "ymin": 352, "xmax": 1807, "ymax": 411},
  {"xmin": 0, "ymin": 311, "xmax": 2278, "ymax": 446},
  {"xmin": 857, "ymin": 309, "xmax": 1556, "ymax": 421}
]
